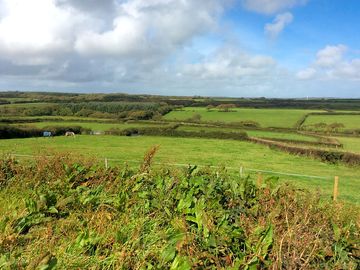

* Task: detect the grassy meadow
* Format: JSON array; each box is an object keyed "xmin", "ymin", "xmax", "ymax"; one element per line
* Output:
[
  {"xmin": 304, "ymin": 114, "xmax": 360, "ymax": 130},
  {"xmin": 163, "ymin": 107, "xmax": 322, "ymax": 128},
  {"xmin": 1, "ymin": 135, "xmax": 359, "ymax": 202}
]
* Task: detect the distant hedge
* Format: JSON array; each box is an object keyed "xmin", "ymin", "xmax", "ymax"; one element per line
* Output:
[
  {"xmin": 0, "ymin": 125, "xmax": 91, "ymax": 139},
  {"xmin": 0, "ymin": 125, "xmax": 42, "ymax": 139},
  {"xmin": 250, "ymin": 137, "xmax": 360, "ymax": 166},
  {"xmin": 42, "ymin": 125, "xmax": 91, "ymax": 136},
  {"xmin": 105, "ymin": 126, "xmax": 249, "ymax": 141},
  {"xmin": 259, "ymin": 137, "xmax": 343, "ymax": 148}
]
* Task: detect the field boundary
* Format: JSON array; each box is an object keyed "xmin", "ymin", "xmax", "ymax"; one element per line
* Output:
[{"xmin": 9, "ymin": 153, "xmax": 331, "ymax": 180}]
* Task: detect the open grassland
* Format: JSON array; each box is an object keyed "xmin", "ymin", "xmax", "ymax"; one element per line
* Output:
[
  {"xmin": 304, "ymin": 114, "xmax": 360, "ymax": 130},
  {"xmin": 1, "ymin": 135, "xmax": 359, "ymax": 202},
  {"xmin": 163, "ymin": 107, "xmax": 321, "ymax": 128},
  {"xmin": 13, "ymin": 121, "xmax": 164, "ymax": 132}
]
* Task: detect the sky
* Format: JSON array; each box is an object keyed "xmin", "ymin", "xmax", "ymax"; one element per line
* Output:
[{"xmin": 0, "ymin": 0, "xmax": 359, "ymax": 97}]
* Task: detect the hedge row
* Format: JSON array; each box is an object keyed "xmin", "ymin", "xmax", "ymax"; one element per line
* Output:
[
  {"xmin": 0, "ymin": 125, "xmax": 90, "ymax": 139},
  {"xmin": 250, "ymin": 137, "xmax": 360, "ymax": 166},
  {"xmin": 105, "ymin": 126, "xmax": 249, "ymax": 141},
  {"xmin": 258, "ymin": 137, "xmax": 343, "ymax": 148}
]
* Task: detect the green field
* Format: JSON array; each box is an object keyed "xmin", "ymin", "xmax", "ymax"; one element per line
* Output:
[
  {"xmin": 336, "ymin": 136, "xmax": 360, "ymax": 153},
  {"xmin": 0, "ymin": 102, "xmax": 54, "ymax": 108},
  {"xmin": 304, "ymin": 114, "xmax": 360, "ymax": 130},
  {"xmin": 163, "ymin": 107, "xmax": 321, "ymax": 128},
  {"xmin": 1, "ymin": 135, "xmax": 358, "ymax": 202},
  {"xmin": 13, "ymin": 121, "xmax": 164, "ymax": 132},
  {"xmin": 177, "ymin": 125, "xmax": 318, "ymax": 141}
]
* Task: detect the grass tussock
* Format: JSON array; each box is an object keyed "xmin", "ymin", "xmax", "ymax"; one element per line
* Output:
[{"xmin": 0, "ymin": 150, "xmax": 359, "ymax": 269}]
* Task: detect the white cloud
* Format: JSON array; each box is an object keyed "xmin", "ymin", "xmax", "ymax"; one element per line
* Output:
[
  {"xmin": 242, "ymin": 0, "xmax": 308, "ymax": 15},
  {"xmin": 296, "ymin": 67, "xmax": 316, "ymax": 80},
  {"xmin": 297, "ymin": 44, "xmax": 360, "ymax": 81},
  {"xmin": 75, "ymin": 0, "xmax": 223, "ymax": 58},
  {"xmin": 0, "ymin": 0, "xmax": 92, "ymax": 65},
  {"xmin": 265, "ymin": 12, "xmax": 293, "ymax": 39},
  {"xmin": 181, "ymin": 47, "xmax": 276, "ymax": 79},
  {"xmin": 315, "ymin": 44, "xmax": 347, "ymax": 68}
]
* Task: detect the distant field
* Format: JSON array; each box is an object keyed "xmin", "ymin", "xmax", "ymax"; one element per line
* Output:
[
  {"xmin": 0, "ymin": 102, "xmax": 55, "ymax": 108},
  {"xmin": 163, "ymin": 107, "xmax": 321, "ymax": 128},
  {"xmin": 177, "ymin": 125, "xmax": 318, "ymax": 142},
  {"xmin": 1, "ymin": 135, "xmax": 358, "ymax": 202},
  {"xmin": 13, "ymin": 121, "xmax": 163, "ymax": 131},
  {"xmin": 336, "ymin": 136, "xmax": 360, "ymax": 153},
  {"xmin": 304, "ymin": 114, "xmax": 360, "ymax": 130}
]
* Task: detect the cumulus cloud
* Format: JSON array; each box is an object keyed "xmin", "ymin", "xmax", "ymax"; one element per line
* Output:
[
  {"xmin": 315, "ymin": 44, "xmax": 347, "ymax": 68},
  {"xmin": 75, "ymin": 0, "xmax": 223, "ymax": 58},
  {"xmin": 297, "ymin": 44, "xmax": 360, "ymax": 81},
  {"xmin": 0, "ymin": 0, "xmax": 94, "ymax": 65},
  {"xmin": 265, "ymin": 12, "xmax": 293, "ymax": 39},
  {"xmin": 181, "ymin": 47, "xmax": 276, "ymax": 79},
  {"xmin": 296, "ymin": 67, "xmax": 316, "ymax": 80},
  {"xmin": 242, "ymin": 0, "xmax": 308, "ymax": 15}
]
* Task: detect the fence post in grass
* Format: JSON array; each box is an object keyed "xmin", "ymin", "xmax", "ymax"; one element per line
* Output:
[
  {"xmin": 240, "ymin": 166, "xmax": 243, "ymax": 178},
  {"xmin": 257, "ymin": 173, "xmax": 263, "ymax": 187},
  {"xmin": 105, "ymin": 158, "xmax": 108, "ymax": 170},
  {"xmin": 333, "ymin": 176, "xmax": 339, "ymax": 201}
]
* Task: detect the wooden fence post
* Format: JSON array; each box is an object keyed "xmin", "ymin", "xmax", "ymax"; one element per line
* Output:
[
  {"xmin": 257, "ymin": 173, "xmax": 263, "ymax": 187},
  {"xmin": 240, "ymin": 166, "xmax": 243, "ymax": 178},
  {"xmin": 333, "ymin": 176, "xmax": 339, "ymax": 201},
  {"xmin": 105, "ymin": 158, "xmax": 108, "ymax": 169}
]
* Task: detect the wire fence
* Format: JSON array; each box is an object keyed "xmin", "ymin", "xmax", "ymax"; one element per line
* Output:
[
  {"xmin": 9, "ymin": 153, "xmax": 331, "ymax": 180},
  {"xmin": 8, "ymin": 152, "xmax": 343, "ymax": 200}
]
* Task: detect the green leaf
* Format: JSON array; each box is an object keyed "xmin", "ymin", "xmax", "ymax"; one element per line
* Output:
[
  {"xmin": 170, "ymin": 255, "xmax": 191, "ymax": 270},
  {"xmin": 332, "ymin": 223, "xmax": 341, "ymax": 242},
  {"xmin": 161, "ymin": 246, "xmax": 176, "ymax": 263}
]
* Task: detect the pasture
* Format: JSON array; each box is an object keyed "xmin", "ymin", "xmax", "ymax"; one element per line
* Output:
[
  {"xmin": 304, "ymin": 114, "xmax": 360, "ymax": 130},
  {"xmin": 1, "ymin": 135, "xmax": 359, "ymax": 202},
  {"xmin": 177, "ymin": 125, "xmax": 318, "ymax": 141},
  {"xmin": 163, "ymin": 107, "xmax": 322, "ymax": 128}
]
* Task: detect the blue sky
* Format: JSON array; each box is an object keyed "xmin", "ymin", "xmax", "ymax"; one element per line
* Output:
[{"xmin": 0, "ymin": 0, "xmax": 359, "ymax": 97}]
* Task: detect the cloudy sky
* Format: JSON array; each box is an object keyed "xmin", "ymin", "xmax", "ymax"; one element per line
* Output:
[{"xmin": 0, "ymin": 0, "xmax": 359, "ymax": 97}]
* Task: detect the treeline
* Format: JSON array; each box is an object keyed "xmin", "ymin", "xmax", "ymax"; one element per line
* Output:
[
  {"xmin": 3, "ymin": 91, "xmax": 360, "ymax": 110},
  {"xmin": 0, "ymin": 102, "xmax": 172, "ymax": 120}
]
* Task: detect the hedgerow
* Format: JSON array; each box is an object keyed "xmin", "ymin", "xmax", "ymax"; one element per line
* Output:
[{"xmin": 0, "ymin": 151, "xmax": 359, "ymax": 269}]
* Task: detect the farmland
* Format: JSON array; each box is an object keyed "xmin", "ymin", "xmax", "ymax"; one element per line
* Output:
[
  {"xmin": 163, "ymin": 107, "xmax": 322, "ymax": 128},
  {"xmin": 1, "ymin": 92, "xmax": 360, "ymax": 269},
  {"xmin": 1, "ymin": 135, "xmax": 360, "ymax": 202},
  {"xmin": 304, "ymin": 114, "xmax": 360, "ymax": 130}
]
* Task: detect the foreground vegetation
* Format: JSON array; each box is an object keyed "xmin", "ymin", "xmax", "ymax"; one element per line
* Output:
[{"xmin": 0, "ymin": 151, "xmax": 359, "ymax": 269}]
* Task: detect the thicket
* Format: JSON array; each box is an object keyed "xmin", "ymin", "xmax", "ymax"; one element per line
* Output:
[
  {"xmin": 0, "ymin": 152, "xmax": 359, "ymax": 269},
  {"xmin": 0, "ymin": 102, "xmax": 172, "ymax": 121}
]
